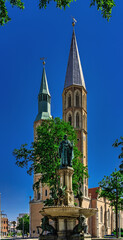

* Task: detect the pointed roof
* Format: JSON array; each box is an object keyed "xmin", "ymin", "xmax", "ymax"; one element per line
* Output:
[
  {"xmin": 39, "ymin": 67, "xmax": 50, "ymax": 96},
  {"xmin": 64, "ymin": 30, "xmax": 86, "ymax": 89}
]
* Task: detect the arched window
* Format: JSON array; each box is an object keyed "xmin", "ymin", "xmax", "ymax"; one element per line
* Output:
[
  {"xmin": 100, "ymin": 206, "xmax": 103, "ymax": 223},
  {"xmin": 68, "ymin": 94, "xmax": 71, "ymax": 107},
  {"xmin": 68, "ymin": 114, "xmax": 72, "ymax": 125},
  {"xmin": 45, "ymin": 189, "xmax": 47, "ymax": 197},
  {"xmin": 108, "ymin": 209, "xmax": 110, "ymax": 227},
  {"xmin": 76, "ymin": 113, "xmax": 79, "ymax": 128},
  {"xmin": 76, "ymin": 92, "xmax": 79, "ymax": 107},
  {"xmin": 37, "ymin": 192, "xmax": 40, "ymax": 200}
]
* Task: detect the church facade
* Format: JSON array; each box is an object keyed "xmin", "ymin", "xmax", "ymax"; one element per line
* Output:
[{"xmin": 29, "ymin": 27, "xmax": 121, "ymax": 238}]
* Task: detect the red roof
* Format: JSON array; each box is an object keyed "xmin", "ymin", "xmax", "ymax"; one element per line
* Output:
[{"xmin": 88, "ymin": 187, "xmax": 100, "ymax": 199}]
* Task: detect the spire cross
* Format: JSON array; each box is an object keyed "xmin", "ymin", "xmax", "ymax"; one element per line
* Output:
[
  {"xmin": 72, "ymin": 17, "xmax": 77, "ymax": 28},
  {"xmin": 40, "ymin": 57, "xmax": 46, "ymax": 66}
]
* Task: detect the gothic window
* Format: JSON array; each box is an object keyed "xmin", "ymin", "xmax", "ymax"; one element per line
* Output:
[
  {"xmin": 45, "ymin": 189, "xmax": 47, "ymax": 196},
  {"xmin": 37, "ymin": 192, "xmax": 40, "ymax": 200},
  {"xmin": 43, "ymin": 94, "xmax": 47, "ymax": 101},
  {"xmin": 100, "ymin": 206, "xmax": 103, "ymax": 223},
  {"xmin": 76, "ymin": 113, "xmax": 79, "ymax": 128},
  {"xmin": 68, "ymin": 94, "xmax": 71, "ymax": 107},
  {"xmin": 76, "ymin": 92, "xmax": 79, "ymax": 107},
  {"xmin": 68, "ymin": 114, "xmax": 72, "ymax": 125}
]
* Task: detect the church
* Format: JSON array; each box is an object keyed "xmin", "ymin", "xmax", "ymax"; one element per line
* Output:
[{"xmin": 29, "ymin": 24, "xmax": 119, "ymax": 238}]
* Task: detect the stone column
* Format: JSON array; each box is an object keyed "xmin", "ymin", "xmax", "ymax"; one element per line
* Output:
[
  {"xmin": 65, "ymin": 171, "xmax": 69, "ymax": 191},
  {"xmin": 69, "ymin": 170, "xmax": 73, "ymax": 191},
  {"xmin": 60, "ymin": 172, "xmax": 64, "ymax": 187}
]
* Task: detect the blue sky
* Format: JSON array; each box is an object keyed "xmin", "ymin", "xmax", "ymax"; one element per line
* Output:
[{"xmin": 0, "ymin": 0, "xmax": 123, "ymax": 221}]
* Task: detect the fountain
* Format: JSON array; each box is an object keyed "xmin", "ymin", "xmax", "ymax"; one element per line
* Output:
[{"xmin": 39, "ymin": 135, "xmax": 97, "ymax": 240}]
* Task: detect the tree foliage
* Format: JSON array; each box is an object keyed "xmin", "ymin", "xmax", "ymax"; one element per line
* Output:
[
  {"xmin": 97, "ymin": 170, "xmax": 123, "ymax": 238},
  {"xmin": 97, "ymin": 170, "xmax": 123, "ymax": 209},
  {"xmin": 16, "ymin": 214, "xmax": 29, "ymax": 234},
  {"xmin": 14, "ymin": 117, "xmax": 88, "ymax": 198},
  {"xmin": 113, "ymin": 136, "xmax": 123, "ymax": 174},
  {"xmin": 0, "ymin": 0, "xmax": 115, "ymax": 26},
  {"xmin": 0, "ymin": 0, "xmax": 24, "ymax": 25},
  {"xmin": 113, "ymin": 136, "xmax": 123, "ymax": 160}
]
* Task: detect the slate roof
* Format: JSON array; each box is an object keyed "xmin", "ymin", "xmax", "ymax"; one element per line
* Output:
[
  {"xmin": 39, "ymin": 67, "xmax": 51, "ymax": 96},
  {"xmin": 64, "ymin": 29, "xmax": 86, "ymax": 89}
]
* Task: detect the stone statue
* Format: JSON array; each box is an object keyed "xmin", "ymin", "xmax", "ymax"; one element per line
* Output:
[
  {"xmin": 59, "ymin": 135, "xmax": 73, "ymax": 167},
  {"xmin": 73, "ymin": 215, "xmax": 87, "ymax": 234},
  {"xmin": 40, "ymin": 216, "xmax": 57, "ymax": 235}
]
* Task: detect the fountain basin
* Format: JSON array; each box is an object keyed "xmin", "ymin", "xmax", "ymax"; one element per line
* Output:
[{"xmin": 41, "ymin": 206, "xmax": 97, "ymax": 219}]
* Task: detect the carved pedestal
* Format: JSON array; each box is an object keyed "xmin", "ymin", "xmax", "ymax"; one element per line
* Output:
[{"xmin": 57, "ymin": 167, "xmax": 74, "ymax": 206}]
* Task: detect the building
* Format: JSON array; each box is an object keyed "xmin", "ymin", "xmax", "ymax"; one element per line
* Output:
[
  {"xmin": 30, "ymin": 25, "xmax": 122, "ymax": 237},
  {"xmin": 8, "ymin": 220, "xmax": 17, "ymax": 233},
  {"xmin": 1, "ymin": 217, "xmax": 8, "ymax": 236}
]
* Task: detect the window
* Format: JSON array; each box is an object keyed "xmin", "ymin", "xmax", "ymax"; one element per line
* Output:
[
  {"xmin": 100, "ymin": 206, "xmax": 103, "ymax": 223},
  {"xmin": 76, "ymin": 92, "xmax": 79, "ymax": 107},
  {"xmin": 43, "ymin": 94, "xmax": 47, "ymax": 101},
  {"xmin": 68, "ymin": 114, "xmax": 72, "ymax": 125},
  {"xmin": 45, "ymin": 189, "xmax": 47, "ymax": 196},
  {"xmin": 68, "ymin": 94, "xmax": 71, "ymax": 107},
  {"xmin": 76, "ymin": 113, "xmax": 79, "ymax": 128},
  {"xmin": 37, "ymin": 192, "xmax": 40, "ymax": 200}
]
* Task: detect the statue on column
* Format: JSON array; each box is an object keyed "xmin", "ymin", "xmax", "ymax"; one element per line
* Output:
[{"xmin": 59, "ymin": 135, "xmax": 73, "ymax": 167}]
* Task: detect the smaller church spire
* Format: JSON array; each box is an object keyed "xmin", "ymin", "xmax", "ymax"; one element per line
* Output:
[
  {"xmin": 39, "ymin": 67, "xmax": 51, "ymax": 96},
  {"xmin": 35, "ymin": 63, "xmax": 52, "ymax": 121}
]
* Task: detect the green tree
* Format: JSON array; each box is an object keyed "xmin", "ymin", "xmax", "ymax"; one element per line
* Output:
[
  {"xmin": 113, "ymin": 137, "xmax": 123, "ymax": 174},
  {"xmin": 13, "ymin": 117, "xmax": 88, "ymax": 200},
  {"xmin": 0, "ymin": 0, "xmax": 115, "ymax": 26},
  {"xmin": 97, "ymin": 170, "xmax": 123, "ymax": 238},
  {"xmin": 16, "ymin": 214, "xmax": 29, "ymax": 235}
]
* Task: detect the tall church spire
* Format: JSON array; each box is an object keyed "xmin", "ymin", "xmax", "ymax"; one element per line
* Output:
[
  {"xmin": 62, "ymin": 26, "xmax": 88, "ymax": 198},
  {"xmin": 35, "ymin": 65, "xmax": 51, "ymax": 121},
  {"xmin": 64, "ymin": 29, "xmax": 86, "ymax": 89}
]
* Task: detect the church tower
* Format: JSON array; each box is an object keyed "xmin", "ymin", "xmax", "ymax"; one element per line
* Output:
[
  {"xmin": 62, "ymin": 25, "xmax": 88, "ymax": 199},
  {"xmin": 34, "ymin": 63, "xmax": 52, "ymax": 139},
  {"xmin": 30, "ymin": 63, "xmax": 51, "ymax": 237}
]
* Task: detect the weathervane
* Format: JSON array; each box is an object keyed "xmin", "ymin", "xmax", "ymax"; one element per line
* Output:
[
  {"xmin": 72, "ymin": 17, "xmax": 77, "ymax": 27},
  {"xmin": 40, "ymin": 57, "xmax": 46, "ymax": 66}
]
